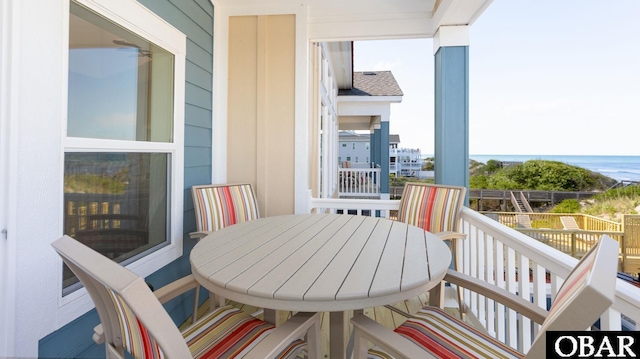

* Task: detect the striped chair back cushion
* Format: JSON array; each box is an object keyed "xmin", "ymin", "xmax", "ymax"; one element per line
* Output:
[
  {"xmin": 193, "ymin": 184, "xmax": 260, "ymax": 232},
  {"xmin": 398, "ymin": 184, "xmax": 464, "ymax": 233},
  {"xmin": 108, "ymin": 289, "xmax": 164, "ymax": 359}
]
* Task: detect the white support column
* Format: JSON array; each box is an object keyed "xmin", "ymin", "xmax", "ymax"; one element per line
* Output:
[
  {"xmin": 0, "ymin": 0, "xmax": 18, "ymax": 356},
  {"xmin": 211, "ymin": 7, "xmax": 229, "ymax": 184},
  {"xmin": 294, "ymin": 5, "xmax": 311, "ymax": 213}
]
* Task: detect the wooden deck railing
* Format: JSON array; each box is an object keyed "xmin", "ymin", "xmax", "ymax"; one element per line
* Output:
[
  {"xmin": 482, "ymin": 211, "xmax": 622, "ymax": 231},
  {"xmin": 306, "ymin": 195, "xmax": 640, "ymax": 353}
]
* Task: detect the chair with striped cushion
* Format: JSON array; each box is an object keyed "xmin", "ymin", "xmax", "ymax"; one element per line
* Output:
[
  {"xmin": 191, "ymin": 183, "xmax": 260, "ymax": 240},
  {"xmin": 396, "ymin": 182, "xmax": 467, "ymax": 317},
  {"xmin": 52, "ymin": 235, "xmax": 321, "ymax": 359},
  {"xmin": 351, "ymin": 235, "xmax": 619, "ymax": 359}
]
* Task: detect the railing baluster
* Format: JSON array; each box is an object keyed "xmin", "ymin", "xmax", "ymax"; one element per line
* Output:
[{"xmin": 506, "ymin": 247, "xmax": 517, "ymax": 349}]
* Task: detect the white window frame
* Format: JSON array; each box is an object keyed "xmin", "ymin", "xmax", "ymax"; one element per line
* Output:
[{"xmin": 58, "ymin": 0, "xmax": 185, "ymax": 319}]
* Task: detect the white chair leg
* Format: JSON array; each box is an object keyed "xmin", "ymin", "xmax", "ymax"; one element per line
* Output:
[{"xmin": 452, "ymin": 240, "xmax": 464, "ymax": 319}]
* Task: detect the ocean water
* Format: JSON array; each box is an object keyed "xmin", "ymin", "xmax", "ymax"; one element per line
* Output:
[{"xmin": 468, "ymin": 155, "xmax": 640, "ymax": 182}]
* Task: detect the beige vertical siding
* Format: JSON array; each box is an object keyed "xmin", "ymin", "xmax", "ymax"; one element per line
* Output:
[
  {"xmin": 227, "ymin": 15, "xmax": 295, "ymax": 216},
  {"xmin": 308, "ymin": 44, "xmax": 320, "ymax": 198}
]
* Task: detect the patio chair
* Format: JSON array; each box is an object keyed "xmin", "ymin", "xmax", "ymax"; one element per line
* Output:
[
  {"xmin": 191, "ymin": 183, "xmax": 264, "ymax": 312},
  {"xmin": 351, "ymin": 234, "xmax": 619, "ymax": 358},
  {"xmin": 396, "ymin": 182, "xmax": 467, "ymax": 317},
  {"xmin": 191, "ymin": 183, "xmax": 260, "ymax": 240},
  {"xmin": 560, "ymin": 216, "xmax": 580, "ymax": 230},
  {"xmin": 52, "ymin": 235, "xmax": 321, "ymax": 359}
]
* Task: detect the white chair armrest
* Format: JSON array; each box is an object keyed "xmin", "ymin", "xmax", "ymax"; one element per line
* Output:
[
  {"xmin": 189, "ymin": 231, "xmax": 210, "ymax": 240},
  {"xmin": 154, "ymin": 274, "xmax": 199, "ymax": 304},
  {"xmin": 431, "ymin": 269, "xmax": 548, "ymax": 324},
  {"xmin": 435, "ymin": 231, "xmax": 466, "ymax": 241}
]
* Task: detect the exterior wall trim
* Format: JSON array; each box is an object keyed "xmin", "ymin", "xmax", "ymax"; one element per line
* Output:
[{"xmin": 0, "ymin": 0, "xmax": 19, "ymax": 356}]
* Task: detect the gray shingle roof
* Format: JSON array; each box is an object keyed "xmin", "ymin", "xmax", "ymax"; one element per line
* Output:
[{"xmin": 338, "ymin": 71, "xmax": 403, "ymax": 97}]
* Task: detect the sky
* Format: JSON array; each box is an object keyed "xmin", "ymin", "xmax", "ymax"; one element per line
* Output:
[{"xmin": 353, "ymin": 0, "xmax": 640, "ymax": 156}]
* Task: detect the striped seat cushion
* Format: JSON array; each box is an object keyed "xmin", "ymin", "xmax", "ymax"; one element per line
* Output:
[
  {"xmin": 398, "ymin": 185, "xmax": 463, "ymax": 233},
  {"xmin": 109, "ymin": 293, "xmax": 304, "ymax": 359},
  {"xmin": 368, "ymin": 307, "xmax": 523, "ymax": 359},
  {"xmin": 183, "ymin": 305, "xmax": 305, "ymax": 359},
  {"xmin": 193, "ymin": 184, "xmax": 260, "ymax": 232}
]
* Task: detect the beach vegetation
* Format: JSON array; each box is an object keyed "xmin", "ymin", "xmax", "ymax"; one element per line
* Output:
[
  {"xmin": 65, "ymin": 173, "xmax": 127, "ymax": 194},
  {"xmin": 422, "ymin": 157, "xmax": 434, "ymax": 171},
  {"xmin": 579, "ymin": 185, "xmax": 640, "ymax": 219},
  {"xmin": 469, "ymin": 159, "xmax": 616, "ymax": 192},
  {"xmin": 389, "ymin": 176, "xmax": 433, "ymax": 188},
  {"xmin": 551, "ymin": 199, "xmax": 582, "ymax": 213}
]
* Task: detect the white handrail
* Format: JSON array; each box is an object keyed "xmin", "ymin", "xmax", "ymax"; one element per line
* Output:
[{"xmin": 338, "ymin": 168, "xmax": 381, "ymax": 197}]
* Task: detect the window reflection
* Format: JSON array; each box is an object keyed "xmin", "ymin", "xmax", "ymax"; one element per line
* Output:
[
  {"xmin": 68, "ymin": 2, "xmax": 174, "ymax": 142},
  {"xmin": 63, "ymin": 153, "xmax": 168, "ymax": 291}
]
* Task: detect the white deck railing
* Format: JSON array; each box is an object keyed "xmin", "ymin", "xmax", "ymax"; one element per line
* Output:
[
  {"xmin": 307, "ymin": 196, "xmax": 640, "ymax": 353},
  {"xmin": 338, "ymin": 168, "xmax": 381, "ymax": 198}
]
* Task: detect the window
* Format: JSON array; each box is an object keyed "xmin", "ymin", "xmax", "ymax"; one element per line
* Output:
[
  {"xmin": 63, "ymin": 1, "xmax": 184, "ymax": 294},
  {"xmin": 366, "ymin": 142, "xmax": 370, "ymax": 150},
  {"xmin": 355, "ymin": 157, "xmax": 359, "ymax": 163},
  {"xmin": 342, "ymin": 143, "xmax": 347, "ymax": 148},
  {"xmin": 346, "ymin": 156, "xmax": 351, "ymax": 161},
  {"xmin": 352, "ymin": 143, "xmax": 356, "ymax": 150}
]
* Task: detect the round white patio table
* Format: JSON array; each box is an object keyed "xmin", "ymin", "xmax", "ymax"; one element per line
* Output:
[{"xmin": 190, "ymin": 213, "xmax": 451, "ymax": 359}]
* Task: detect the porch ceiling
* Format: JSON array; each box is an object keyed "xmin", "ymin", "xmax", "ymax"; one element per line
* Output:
[
  {"xmin": 339, "ymin": 115, "xmax": 376, "ymax": 131},
  {"xmin": 211, "ymin": 0, "xmax": 492, "ymax": 41}
]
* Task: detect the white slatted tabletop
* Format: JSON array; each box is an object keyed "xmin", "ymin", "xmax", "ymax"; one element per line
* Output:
[{"xmin": 190, "ymin": 214, "xmax": 451, "ymax": 358}]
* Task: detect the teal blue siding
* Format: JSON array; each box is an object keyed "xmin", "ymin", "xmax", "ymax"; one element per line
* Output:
[
  {"xmin": 187, "ymin": 61, "xmax": 213, "ymax": 91},
  {"xmin": 186, "ymin": 104, "xmax": 213, "ymax": 128},
  {"xmin": 434, "ymin": 46, "xmax": 469, "ymax": 197},
  {"xmin": 186, "ymin": 82, "xmax": 213, "ymax": 108},
  {"xmin": 38, "ymin": 0, "xmax": 213, "ymax": 357},
  {"xmin": 188, "ymin": 40, "xmax": 214, "ymax": 69}
]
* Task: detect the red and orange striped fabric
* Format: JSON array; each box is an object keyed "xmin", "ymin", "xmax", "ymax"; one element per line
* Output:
[
  {"xmin": 108, "ymin": 295, "xmax": 305, "ymax": 359},
  {"xmin": 184, "ymin": 305, "xmax": 302, "ymax": 359},
  {"xmin": 108, "ymin": 290, "xmax": 165, "ymax": 359},
  {"xmin": 193, "ymin": 184, "xmax": 260, "ymax": 232},
  {"xmin": 368, "ymin": 307, "xmax": 523, "ymax": 359},
  {"xmin": 398, "ymin": 183, "xmax": 465, "ymax": 233}
]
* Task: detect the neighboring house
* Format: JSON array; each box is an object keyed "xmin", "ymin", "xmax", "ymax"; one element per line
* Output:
[
  {"xmin": 0, "ymin": 0, "xmax": 484, "ymax": 356},
  {"xmin": 340, "ymin": 132, "xmax": 425, "ymax": 178},
  {"xmin": 389, "ymin": 138, "xmax": 424, "ymax": 178},
  {"xmin": 338, "ymin": 131, "xmax": 372, "ymax": 166}
]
